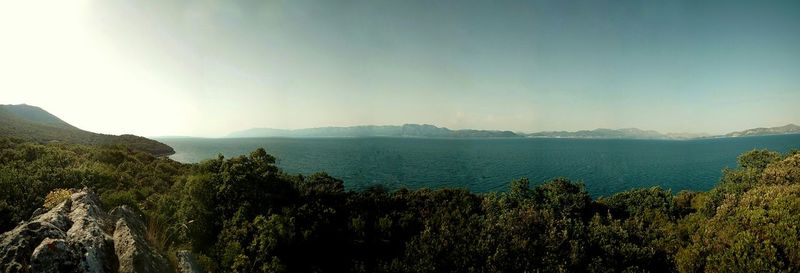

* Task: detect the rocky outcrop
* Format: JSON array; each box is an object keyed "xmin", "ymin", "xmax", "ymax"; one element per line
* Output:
[
  {"xmin": 30, "ymin": 238, "xmax": 82, "ymax": 272},
  {"xmin": 0, "ymin": 188, "xmax": 170, "ymax": 273},
  {"xmin": 110, "ymin": 206, "xmax": 170, "ymax": 273},
  {"xmin": 65, "ymin": 190, "xmax": 117, "ymax": 273}
]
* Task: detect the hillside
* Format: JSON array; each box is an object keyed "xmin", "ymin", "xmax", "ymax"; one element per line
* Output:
[
  {"xmin": 229, "ymin": 124, "xmax": 520, "ymax": 138},
  {"xmin": 0, "ymin": 104, "xmax": 174, "ymax": 156},
  {"xmin": 527, "ymin": 127, "xmax": 673, "ymax": 139},
  {"xmin": 725, "ymin": 123, "xmax": 800, "ymax": 137}
]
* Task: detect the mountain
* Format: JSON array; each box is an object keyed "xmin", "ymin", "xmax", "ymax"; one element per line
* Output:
[
  {"xmin": 527, "ymin": 124, "xmax": 800, "ymax": 140},
  {"xmin": 232, "ymin": 123, "xmax": 800, "ymax": 140},
  {"xmin": 0, "ymin": 104, "xmax": 175, "ymax": 156},
  {"xmin": 229, "ymin": 124, "xmax": 521, "ymax": 138},
  {"xmin": 0, "ymin": 104, "xmax": 78, "ymax": 130},
  {"xmin": 664, "ymin": 132, "xmax": 712, "ymax": 139},
  {"xmin": 724, "ymin": 124, "xmax": 800, "ymax": 138},
  {"xmin": 527, "ymin": 128, "xmax": 673, "ymax": 139}
]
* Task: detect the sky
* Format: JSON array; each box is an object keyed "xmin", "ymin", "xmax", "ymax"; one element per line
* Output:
[{"xmin": 1, "ymin": 0, "xmax": 799, "ymax": 137}]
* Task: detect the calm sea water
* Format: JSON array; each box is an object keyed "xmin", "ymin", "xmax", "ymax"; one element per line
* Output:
[{"xmin": 156, "ymin": 134, "xmax": 800, "ymax": 197}]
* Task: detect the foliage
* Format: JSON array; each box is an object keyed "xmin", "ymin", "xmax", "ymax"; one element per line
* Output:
[
  {"xmin": 44, "ymin": 188, "xmax": 73, "ymax": 209},
  {"xmin": 737, "ymin": 149, "xmax": 782, "ymax": 170},
  {"xmin": 1, "ymin": 137, "xmax": 799, "ymax": 272},
  {"xmin": 0, "ymin": 137, "xmax": 184, "ymax": 231}
]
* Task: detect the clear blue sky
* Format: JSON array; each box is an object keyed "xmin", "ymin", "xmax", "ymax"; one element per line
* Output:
[{"xmin": 2, "ymin": 0, "xmax": 799, "ymax": 137}]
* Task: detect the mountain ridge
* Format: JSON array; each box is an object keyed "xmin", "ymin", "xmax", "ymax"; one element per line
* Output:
[
  {"xmin": 229, "ymin": 124, "xmax": 519, "ymax": 138},
  {"xmin": 230, "ymin": 123, "xmax": 800, "ymax": 140},
  {"xmin": 0, "ymin": 104, "xmax": 175, "ymax": 156},
  {"xmin": 527, "ymin": 127, "xmax": 671, "ymax": 139},
  {"xmin": 725, "ymin": 124, "xmax": 800, "ymax": 138}
]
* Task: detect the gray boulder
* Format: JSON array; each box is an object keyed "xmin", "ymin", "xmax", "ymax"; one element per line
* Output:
[
  {"xmin": 111, "ymin": 206, "xmax": 170, "ymax": 273},
  {"xmin": 66, "ymin": 191, "xmax": 117, "ymax": 273},
  {"xmin": 0, "ymin": 221, "xmax": 67, "ymax": 272},
  {"xmin": 0, "ymin": 189, "xmax": 172, "ymax": 273},
  {"xmin": 30, "ymin": 238, "xmax": 82, "ymax": 273}
]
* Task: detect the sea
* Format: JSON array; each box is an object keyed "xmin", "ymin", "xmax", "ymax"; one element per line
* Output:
[{"xmin": 156, "ymin": 134, "xmax": 800, "ymax": 197}]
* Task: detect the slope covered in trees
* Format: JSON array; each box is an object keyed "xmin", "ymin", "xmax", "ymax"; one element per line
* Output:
[
  {"xmin": 0, "ymin": 104, "xmax": 174, "ymax": 156},
  {"xmin": 1, "ymin": 137, "xmax": 798, "ymax": 272}
]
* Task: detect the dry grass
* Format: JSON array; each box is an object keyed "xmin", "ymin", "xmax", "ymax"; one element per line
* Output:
[
  {"xmin": 146, "ymin": 215, "xmax": 170, "ymax": 251},
  {"xmin": 44, "ymin": 188, "xmax": 73, "ymax": 209},
  {"xmin": 145, "ymin": 213, "xmax": 186, "ymax": 253}
]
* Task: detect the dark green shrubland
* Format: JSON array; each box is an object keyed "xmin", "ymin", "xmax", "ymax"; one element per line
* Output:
[{"xmin": 2, "ymin": 139, "xmax": 799, "ymax": 272}]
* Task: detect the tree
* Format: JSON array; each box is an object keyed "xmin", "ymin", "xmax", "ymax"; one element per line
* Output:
[{"xmin": 737, "ymin": 149, "xmax": 781, "ymax": 170}]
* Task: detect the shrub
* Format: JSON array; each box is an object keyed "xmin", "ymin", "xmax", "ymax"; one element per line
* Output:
[
  {"xmin": 44, "ymin": 188, "xmax": 73, "ymax": 209},
  {"xmin": 737, "ymin": 149, "xmax": 781, "ymax": 170},
  {"xmin": 761, "ymin": 154, "xmax": 800, "ymax": 185},
  {"xmin": 100, "ymin": 190, "xmax": 139, "ymax": 211}
]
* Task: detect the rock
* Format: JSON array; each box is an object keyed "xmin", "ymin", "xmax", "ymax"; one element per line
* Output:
[
  {"xmin": 32, "ymin": 198, "xmax": 73, "ymax": 233},
  {"xmin": 0, "ymin": 188, "xmax": 173, "ymax": 273},
  {"xmin": 30, "ymin": 208, "xmax": 44, "ymax": 219},
  {"xmin": 30, "ymin": 238, "xmax": 82, "ymax": 273},
  {"xmin": 66, "ymin": 190, "xmax": 117, "ymax": 273},
  {"xmin": 109, "ymin": 205, "xmax": 145, "ymax": 235},
  {"xmin": 0, "ymin": 221, "xmax": 67, "ymax": 272},
  {"xmin": 112, "ymin": 206, "xmax": 170, "ymax": 273},
  {"xmin": 0, "ymin": 199, "xmax": 72, "ymax": 272},
  {"xmin": 176, "ymin": 250, "xmax": 202, "ymax": 273}
]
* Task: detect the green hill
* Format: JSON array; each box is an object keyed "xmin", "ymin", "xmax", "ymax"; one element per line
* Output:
[{"xmin": 0, "ymin": 104, "xmax": 174, "ymax": 156}]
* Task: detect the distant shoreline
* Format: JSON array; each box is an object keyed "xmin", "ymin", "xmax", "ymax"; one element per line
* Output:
[
  {"xmin": 155, "ymin": 132, "xmax": 800, "ymax": 141},
  {"xmin": 226, "ymin": 123, "xmax": 800, "ymax": 140}
]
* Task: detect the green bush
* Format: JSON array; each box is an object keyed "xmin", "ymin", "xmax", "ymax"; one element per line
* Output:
[{"xmin": 100, "ymin": 190, "xmax": 139, "ymax": 211}]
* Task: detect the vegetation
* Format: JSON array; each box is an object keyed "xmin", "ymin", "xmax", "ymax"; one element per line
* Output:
[
  {"xmin": 1, "ymin": 136, "xmax": 799, "ymax": 272},
  {"xmin": 43, "ymin": 188, "xmax": 74, "ymax": 209},
  {"xmin": 0, "ymin": 104, "xmax": 174, "ymax": 156}
]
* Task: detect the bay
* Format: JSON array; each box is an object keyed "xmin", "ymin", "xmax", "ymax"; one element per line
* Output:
[{"xmin": 156, "ymin": 134, "xmax": 800, "ymax": 197}]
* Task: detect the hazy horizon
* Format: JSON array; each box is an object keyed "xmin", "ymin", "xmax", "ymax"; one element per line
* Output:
[
  {"xmin": 2, "ymin": 0, "xmax": 799, "ymax": 137},
  {"xmin": 223, "ymin": 122, "xmax": 795, "ymax": 137}
]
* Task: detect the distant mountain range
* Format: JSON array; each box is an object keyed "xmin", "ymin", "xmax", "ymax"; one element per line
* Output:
[
  {"xmin": 229, "ymin": 124, "xmax": 519, "ymax": 138},
  {"xmin": 4, "ymin": 103, "xmax": 794, "ymax": 144},
  {"xmin": 231, "ymin": 123, "xmax": 800, "ymax": 140},
  {"xmin": 527, "ymin": 128, "xmax": 717, "ymax": 140},
  {"xmin": 724, "ymin": 124, "xmax": 800, "ymax": 138},
  {"xmin": 527, "ymin": 128, "xmax": 671, "ymax": 139},
  {"xmin": 0, "ymin": 104, "xmax": 174, "ymax": 156},
  {"xmin": 521, "ymin": 125, "xmax": 798, "ymax": 139}
]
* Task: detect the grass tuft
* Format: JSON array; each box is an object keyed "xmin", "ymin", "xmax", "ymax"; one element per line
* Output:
[{"xmin": 43, "ymin": 188, "xmax": 73, "ymax": 209}]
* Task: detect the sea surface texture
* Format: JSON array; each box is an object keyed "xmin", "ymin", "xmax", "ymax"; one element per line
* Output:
[{"xmin": 158, "ymin": 134, "xmax": 800, "ymax": 197}]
